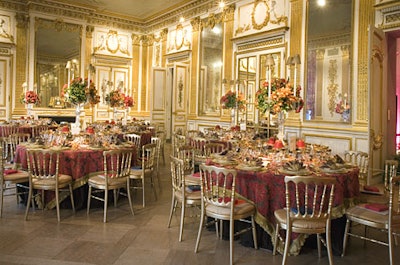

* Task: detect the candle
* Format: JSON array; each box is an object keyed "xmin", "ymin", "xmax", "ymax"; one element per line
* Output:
[{"xmin": 268, "ymin": 67, "xmax": 272, "ymax": 98}]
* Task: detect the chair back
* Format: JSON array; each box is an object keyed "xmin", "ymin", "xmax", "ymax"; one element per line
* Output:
[
  {"xmin": 9, "ymin": 133, "xmax": 31, "ymax": 162},
  {"xmin": 204, "ymin": 142, "xmax": 225, "ymax": 157},
  {"xmin": 186, "ymin": 130, "xmax": 199, "ymax": 139},
  {"xmin": 1, "ymin": 125, "xmax": 18, "ymax": 137},
  {"xmin": 199, "ymin": 164, "xmax": 237, "ymax": 213},
  {"xmin": 0, "ymin": 137, "xmax": 10, "ymax": 162},
  {"xmin": 173, "ymin": 133, "xmax": 186, "ymax": 156},
  {"xmin": 31, "ymin": 125, "xmax": 48, "ymax": 138},
  {"xmin": 384, "ymin": 160, "xmax": 398, "ymax": 191},
  {"xmin": 284, "ymin": 175, "xmax": 336, "ymax": 224},
  {"xmin": 124, "ymin": 133, "xmax": 141, "ymax": 147},
  {"xmin": 141, "ymin": 143, "xmax": 157, "ymax": 171},
  {"xmin": 26, "ymin": 148, "xmax": 61, "ymax": 188},
  {"xmin": 170, "ymin": 156, "xmax": 185, "ymax": 195},
  {"xmin": 389, "ymin": 176, "xmax": 400, "ymax": 227},
  {"xmin": 103, "ymin": 149, "xmax": 133, "ymax": 180},
  {"xmin": 177, "ymin": 145, "xmax": 195, "ymax": 175}
]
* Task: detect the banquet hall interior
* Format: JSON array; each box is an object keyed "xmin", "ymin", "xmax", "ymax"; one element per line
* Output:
[{"xmin": 1, "ymin": 0, "xmax": 400, "ymax": 264}]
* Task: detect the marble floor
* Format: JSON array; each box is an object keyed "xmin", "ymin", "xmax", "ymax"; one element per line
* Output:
[{"xmin": 0, "ymin": 143, "xmax": 398, "ymax": 265}]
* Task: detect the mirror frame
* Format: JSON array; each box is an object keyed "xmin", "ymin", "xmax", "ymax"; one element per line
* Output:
[
  {"xmin": 34, "ymin": 17, "xmax": 82, "ymax": 109},
  {"xmin": 304, "ymin": 0, "xmax": 353, "ymax": 123},
  {"xmin": 198, "ymin": 18, "xmax": 224, "ymax": 117}
]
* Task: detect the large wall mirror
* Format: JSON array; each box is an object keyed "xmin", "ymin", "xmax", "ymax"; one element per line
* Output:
[
  {"xmin": 305, "ymin": 0, "xmax": 353, "ymax": 123},
  {"xmin": 35, "ymin": 18, "xmax": 82, "ymax": 108},
  {"xmin": 198, "ymin": 22, "xmax": 223, "ymax": 116}
]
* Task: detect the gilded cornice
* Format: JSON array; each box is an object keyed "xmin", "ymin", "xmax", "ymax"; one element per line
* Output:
[
  {"xmin": 222, "ymin": 4, "xmax": 236, "ymax": 22},
  {"xmin": 131, "ymin": 33, "xmax": 141, "ymax": 45},
  {"xmin": 35, "ymin": 17, "xmax": 82, "ymax": 34},
  {"xmin": 0, "ymin": 0, "xmax": 26, "ymax": 12},
  {"xmin": 190, "ymin": 17, "xmax": 201, "ymax": 32},
  {"xmin": 236, "ymin": 36, "xmax": 284, "ymax": 52},
  {"xmin": 15, "ymin": 13, "xmax": 29, "ymax": 28},
  {"xmin": 86, "ymin": 25, "xmax": 94, "ymax": 38}
]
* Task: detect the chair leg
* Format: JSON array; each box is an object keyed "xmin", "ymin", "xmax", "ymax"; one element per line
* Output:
[
  {"xmin": 229, "ymin": 218, "xmax": 234, "ymax": 265},
  {"xmin": 389, "ymin": 229, "xmax": 394, "ymax": 265},
  {"xmin": 87, "ymin": 185, "xmax": 92, "ymax": 215},
  {"xmin": 251, "ymin": 215, "xmax": 258, "ymax": 249},
  {"xmin": 317, "ymin": 234, "xmax": 322, "ymax": 258},
  {"xmin": 69, "ymin": 184, "xmax": 75, "ymax": 213},
  {"xmin": 24, "ymin": 186, "xmax": 33, "ymax": 221},
  {"xmin": 167, "ymin": 194, "xmax": 176, "ymax": 228},
  {"xmin": 273, "ymin": 223, "xmax": 279, "ymax": 255},
  {"xmin": 142, "ymin": 178, "xmax": 145, "ymax": 208},
  {"xmin": 0, "ymin": 184, "xmax": 3, "ymax": 218},
  {"xmin": 103, "ymin": 189, "xmax": 108, "ymax": 223},
  {"xmin": 342, "ymin": 219, "xmax": 351, "ymax": 257},
  {"xmin": 113, "ymin": 189, "xmax": 117, "ymax": 208},
  {"xmin": 194, "ymin": 207, "xmax": 205, "ymax": 253},
  {"xmin": 326, "ymin": 225, "xmax": 334, "ymax": 265},
  {"xmin": 55, "ymin": 189, "xmax": 60, "ymax": 222},
  {"xmin": 282, "ymin": 227, "xmax": 291, "ymax": 265},
  {"xmin": 126, "ymin": 180, "xmax": 134, "ymax": 216},
  {"xmin": 179, "ymin": 200, "xmax": 185, "ymax": 242}
]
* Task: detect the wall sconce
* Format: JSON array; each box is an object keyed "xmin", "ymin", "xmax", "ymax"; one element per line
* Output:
[
  {"xmin": 265, "ymin": 54, "xmax": 275, "ymax": 98},
  {"xmin": 286, "ymin": 54, "xmax": 301, "ymax": 92}
]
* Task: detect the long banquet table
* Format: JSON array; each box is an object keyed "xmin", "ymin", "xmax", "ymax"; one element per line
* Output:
[
  {"xmin": 14, "ymin": 144, "xmax": 137, "ymax": 209},
  {"xmin": 222, "ymin": 166, "xmax": 360, "ymax": 255}
]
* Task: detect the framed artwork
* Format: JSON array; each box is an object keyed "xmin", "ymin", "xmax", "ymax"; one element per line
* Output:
[
  {"xmin": 96, "ymin": 66, "xmax": 111, "ymax": 106},
  {"xmin": 0, "ymin": 15, "xmax": 14, "ymax": 43}
]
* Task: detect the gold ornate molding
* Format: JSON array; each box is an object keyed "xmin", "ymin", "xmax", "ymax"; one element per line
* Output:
[
  {"xmin": 35, "ymin": 17, "xmax": 82, "ymax": 34},
  {"xmin": 15, "ymin": 13, "xmax": 29, "ymax": 29},
  {"xmin": 190, "ymin": 17, "xmax": 201, "ymax": 32},
  {"xmin": 86, "ymin": 25, "xmax": 94, "ymax": 38},
  {"xmin": 222, "ymin": 4, "xmax": 236, "ymax": 22}
]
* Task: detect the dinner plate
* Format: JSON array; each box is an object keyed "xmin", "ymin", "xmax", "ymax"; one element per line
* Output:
[
  {"xmin": 278, "ymin": 168, "xmax": 311, "ymax": 176},
  {"xmin": 236, "ymin": 164, "xmax": 263, "ymax": 171},
  {"xmin": 319, "ymin": 167, "xmax": 348, "ymax": 173}
]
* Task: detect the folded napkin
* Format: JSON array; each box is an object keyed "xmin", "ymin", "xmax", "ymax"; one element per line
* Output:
[
  {"xmin": 4, "ymin": 169, "xmax": 18, "ymax": 175},
  {"xmin": 364, "ymin": 203, "xmax": 389, "ymax": 212},
  {"xmin": 363, "ymin": 185, "xmax": 380, "ymax": 192},
  {"xmin": 191, "ymin": 172, "xmax": 200, "ymax": 178}
]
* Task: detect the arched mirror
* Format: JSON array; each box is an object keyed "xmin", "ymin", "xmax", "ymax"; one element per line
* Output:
[
  {"xmin": 35, "ymin": 18, "xmax": 82, "ymax": 108},
  {"xmin": 305, "ymin": 0, "xmax": 353, "ymax": 123},
  {"xmin": 198, "ymin": 21, "xmax": 223, "ymax": 116}
]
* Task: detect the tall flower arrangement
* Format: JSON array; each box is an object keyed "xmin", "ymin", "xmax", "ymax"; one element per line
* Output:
[
  {"xmin": 105, "ymin": 89, "xmax": 125, "ymax": 108},
  {"xmin": 123, "ymin": 95, "xmax": 135, "ymax": 108},
  {"xmin": 255, "ymin": 78, "xmax": 303, "ymax": 114},
  {"xmin": 20, "ymin": 90, "xmax": 40, "ymax": 105},
  {"xmin": 220, "ymin": 90, "xmax": 246, "ymax": 110},
  {"xmin": 63, "ymin": 77, "xmax": 100, "ymax": 106}
]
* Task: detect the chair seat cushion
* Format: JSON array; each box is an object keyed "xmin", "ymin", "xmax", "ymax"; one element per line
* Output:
[
  {"xmin": 3, "ymin": 170, "xmax": 29, "ymax": 183},
  {"xmin": 175, "ymin": 190, "xmax": 201, "ymax": 202},
  {"xmin": 185, "ymin": 174, "xmax": 201, "ymax": 185},
  {"xmin": 88, "ymin": 174, "xmax": 127, "ymax": 189},
  {"xmin": 205, "ymin": 200, "xmax": 255, "ymax": 218},
  {"xmin": 274, "ymin": 209, "xmax": 327, "ymax": 230},
  {"xmin": 345, "ymin": 205, "xmax": 400, "ymax": 227},
  {"xmin": 32, "ymin": 174, "xmax": 72, "ymax": 189},
  {"xmin": 130, "ymin": 168, "xmax": 152, "ymax": 178}
]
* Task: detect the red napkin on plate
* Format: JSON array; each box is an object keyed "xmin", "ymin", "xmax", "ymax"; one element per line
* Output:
[
  {"xmin": 4, "ymin": 169, "xmax": 18, "ymax": 175},
  {"xmin": 364, "ymin": 203, "xmax": 389, "ymax": 212},
  {"xmin": 363, "ymin": 185, "xmax": 380, "ymax": 192},
  {"xmin": 192, "ymin": 172, "xmax": 200, "ymax": 178}
]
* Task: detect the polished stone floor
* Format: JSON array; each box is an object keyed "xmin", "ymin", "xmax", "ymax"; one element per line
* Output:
[{"xmin": 0, "ymin": 143, "xmax": 398, "ymax": 264}]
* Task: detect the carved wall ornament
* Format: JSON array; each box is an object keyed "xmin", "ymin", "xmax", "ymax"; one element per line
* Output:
[
  {"xmin": 251, "ymin": 0, "xmax": 270, "ymax": 30},
  {"xmin": 93, "ymin": 29, "xmax": 130, "ymax": 56},
  {"xmin": 0, "ymin": 15, "xmax": 14, "ymax": 42},
  {"xmin": 174, "ymin": 24, "xmax": 184, "ymax": 50},
  {"xmin": 327, "ymin": 59, "xmax": 339, "ymax": 115}
]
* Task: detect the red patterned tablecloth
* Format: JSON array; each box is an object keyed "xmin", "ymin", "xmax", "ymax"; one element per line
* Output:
[{"xmin": 234, "ymin": 167, "xmax": 360, "ymax": 255}]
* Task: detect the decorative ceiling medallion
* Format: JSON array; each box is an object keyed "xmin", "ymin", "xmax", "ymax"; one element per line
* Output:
[
  {"xmin": 251, "ymin": 0, "xmax": 270, "ymax": 30},
  {"xmin": 106, "ymin": 30, "xmax": 119, "ymax": 53},
  {"xmin": 175, "ymin": 24, "xmax": 184, "ymax": 50}
]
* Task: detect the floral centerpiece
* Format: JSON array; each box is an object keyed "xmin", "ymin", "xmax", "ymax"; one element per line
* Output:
[
  {"xmin": 64, "ymin": 77, "xmax": 88, "ymax": 105},
  {"xmin": 123, "ymin": 95, "xmax": 134, "ymax": 108},
  {"xmin": 220, "ymin": 90, "xmax": 246, "ymax": 110},
  {"xmin": 335, "ymin": 93, "xmax": 350, "ymax": 122},
  {"xmin": 255, "ymin": 78, "xmax": 303, "ymax": 114},
  {"xmin": 20, "ymin": 90, "xmax": 40, "ymax": 105},
  {"xmin": 105, "ymin": 89, "xmax": 125, "ymax": 108}
]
